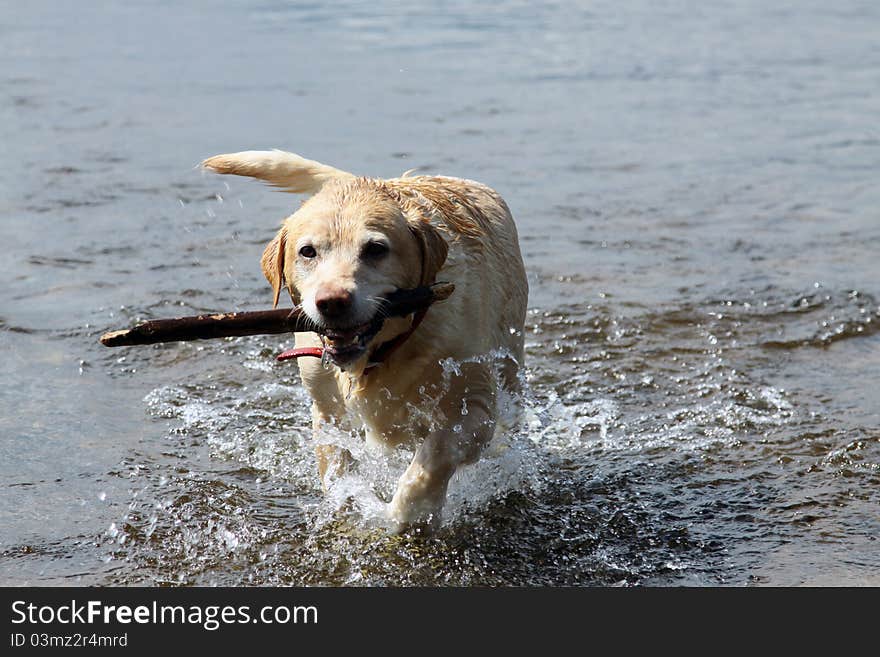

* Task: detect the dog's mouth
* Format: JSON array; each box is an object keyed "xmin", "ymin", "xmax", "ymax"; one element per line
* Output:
[{"xmin": 318, "ymin": 318, "xmax": 384, "ymax": 365}]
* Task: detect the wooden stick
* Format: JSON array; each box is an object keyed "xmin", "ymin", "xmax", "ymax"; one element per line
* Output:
[{"xmin": 100, "ymin": 282, "xmax": 454, "ymax": 347}]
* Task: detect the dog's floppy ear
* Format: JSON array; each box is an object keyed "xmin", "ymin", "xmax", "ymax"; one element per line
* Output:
[
  {"xmin": 408, "ymin": 219, "xmax": 448, "ymax": 286},
  {"xmin": 261, "ymin": 227, "xmax": 291, "ymax": 308}
]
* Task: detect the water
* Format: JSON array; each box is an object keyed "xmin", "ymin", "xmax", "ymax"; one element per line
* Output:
[{"xmin": 2, "ymin": 0, "xmax": 879, "ymax": 586}]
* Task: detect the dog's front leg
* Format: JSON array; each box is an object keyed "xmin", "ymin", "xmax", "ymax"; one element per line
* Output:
[
  {"xmin": 311, "ymin": 403, "xmax": 355, "ymax": 491},
  {"xmin": 387, "ymin": 365, "xmax": 496, "ymax": 533},
  {"xmin": 299, "ymin": 350, "xmax": 353, "ymax": 491}
]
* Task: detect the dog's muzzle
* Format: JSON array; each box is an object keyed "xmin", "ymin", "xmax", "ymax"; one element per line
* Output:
[{"xmin": 318, "ymin": 318, "xmax": 384, "ymax": 366}]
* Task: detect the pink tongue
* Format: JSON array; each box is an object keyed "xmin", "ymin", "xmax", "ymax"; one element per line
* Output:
[{"xmin": 276, "ymin": 347, "xmax": 323, "ymax": 362}]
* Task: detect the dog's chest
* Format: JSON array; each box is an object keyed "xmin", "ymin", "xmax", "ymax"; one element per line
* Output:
[{"xmin": 335, "ymin": 371, "xmax": 439, "ymax": 448}]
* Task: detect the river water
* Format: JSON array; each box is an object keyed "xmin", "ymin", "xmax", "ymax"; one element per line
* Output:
[{"xmin": 2, "ymin": 1, "xmax": 879, "ymax": 586}]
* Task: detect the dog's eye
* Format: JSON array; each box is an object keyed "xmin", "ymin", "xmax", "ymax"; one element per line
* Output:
[
  {"xmin": 362, "ymin": 241, "xmax": 389, "ymax": 260},
  {"xmin": 299, "ymin": 245, "xmax": 317, "ymax": 259}
]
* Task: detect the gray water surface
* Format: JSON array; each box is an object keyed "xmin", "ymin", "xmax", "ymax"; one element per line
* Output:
[{"xmin": 2, "ymin": 1, "xmax": 879, "ymax": 586}]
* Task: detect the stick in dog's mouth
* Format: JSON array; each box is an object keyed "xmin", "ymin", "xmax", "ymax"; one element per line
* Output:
[
  {"xmin": 318, "ymin": 319, "xmax": 383, "ymax": 364},
  {"xmin": 98, "ymin": 282, "xmax": 454, "ymax": 349},
  {"xmin": 307, "ymin": 283, "xmax": 455, "ymax": 365}
]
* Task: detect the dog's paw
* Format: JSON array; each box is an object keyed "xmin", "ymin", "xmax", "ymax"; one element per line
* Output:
[
  {"xmin": 386, "ymin": 488, "xmax": 444, "ymax": 535},
  {"xmin": 386, "ymin": 505, "xmax": 442, "ymax": 536}
]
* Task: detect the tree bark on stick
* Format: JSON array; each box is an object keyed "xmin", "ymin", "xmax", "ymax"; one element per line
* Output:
[{"xmin": 100, "ymin": 282, "xmax": 454, "ymax": 347}]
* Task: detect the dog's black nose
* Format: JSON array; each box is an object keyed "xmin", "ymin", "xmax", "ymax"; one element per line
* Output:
[{"xmin": 315, "ymin": 288, "xmax": 353, "ymax": 319}]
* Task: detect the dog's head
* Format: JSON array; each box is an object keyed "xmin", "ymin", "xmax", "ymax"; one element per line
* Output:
[{"xmin": 263, "ymin": 178, "xmax": 448, "ymax": 366}]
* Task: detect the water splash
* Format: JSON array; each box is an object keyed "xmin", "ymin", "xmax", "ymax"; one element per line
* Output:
[{"xmin": 90, "ymin": 285, "xmax": 880, "ymax": 585}]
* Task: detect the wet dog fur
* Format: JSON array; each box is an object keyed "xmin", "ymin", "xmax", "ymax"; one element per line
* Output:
[{"xmin": 203, "ymin": 150, "xmax": 528, "ymax": 532}]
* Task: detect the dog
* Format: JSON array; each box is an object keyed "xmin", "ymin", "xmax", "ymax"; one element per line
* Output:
[{"xmin": 202, "ymin": 150, "xmax": 528, "ymax": 532}]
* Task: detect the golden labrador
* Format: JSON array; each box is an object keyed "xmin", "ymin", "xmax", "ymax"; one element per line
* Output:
[{"xmin": 203, "ymin": 150, "xmax": 528, "ymax": 532}]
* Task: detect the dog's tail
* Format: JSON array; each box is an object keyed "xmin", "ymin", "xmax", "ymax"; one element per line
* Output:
[{"xmin": 201, "ymin": 149, "xmax": 356, "ymax": 195}]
